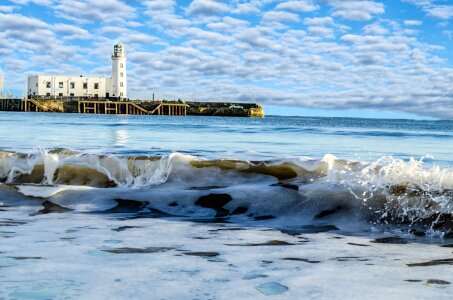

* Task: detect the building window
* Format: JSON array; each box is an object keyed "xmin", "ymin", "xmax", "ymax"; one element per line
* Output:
[
  {"xmin": 46, "ymin": 93, "xmax": 50, "ymax": 96},
  {"xmin": 120, "ymin": 63, "xmax": 123, "ymax": 68},
  {"xmin": 120, "ymin": 72, "xmax": 124, "ymax": 77},
  {"xmin": 70, "ymin": 82, "xmax": 75, "ymax": 89},
  {"xmin": 59, "ymin": 82, "xmax": 64, "ymax": 88},
  {"xmin": 83, "ymin": 83, "xmax": 87, "ymax": 89},
  {"xmin": 59, "ymin": 93, "xmax": 63, "ymax": 96},
  {"xmin": 94, "ymin": 83, "xmax": 99, "ymax": 89},
  {"xmin": 36, "ymin": 83, "xmax": 38, "ymax": 87},
  {"xmin": 70, "ymin": 93, "xmax": 74, "ymax": 97},
  {"xmin": 120, "ymin": 92, "xmax": 123, "ymax": 97},
  {"xmin": 120, "ymin": 82, "xmax": 123, "ymax": 87},
  {"xmin": 46, "ymin": 81, "xmax": 51, "ymax": 88},
  {"xmin": 29, "ymin": 89, "xmax": 31, "ymax": 92}
]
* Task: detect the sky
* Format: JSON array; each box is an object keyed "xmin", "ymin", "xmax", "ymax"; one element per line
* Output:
[{"xmin": 0, "ymin": 0, "xmax": 452, "ymax": 119}]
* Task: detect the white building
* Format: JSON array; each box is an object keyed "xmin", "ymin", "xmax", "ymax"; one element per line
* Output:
[{"xmin": 27, "ymin": 43, "xmax": 127, "ymax": 100}]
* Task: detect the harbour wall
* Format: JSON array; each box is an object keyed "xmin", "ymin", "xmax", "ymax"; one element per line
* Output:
[{"xmin": 0, "ymin": 98, "xmax": 264, "ymax": 118}]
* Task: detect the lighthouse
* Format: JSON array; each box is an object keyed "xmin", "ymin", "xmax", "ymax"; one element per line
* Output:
[{"xmin": 111, "ymin": 43, "xmax": 127, "ymax": 99}]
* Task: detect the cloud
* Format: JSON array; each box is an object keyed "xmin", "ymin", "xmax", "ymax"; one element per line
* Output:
[
  {"xmin": 275, "ymin": 0, "xmax": 319, "ymax": 12},
  {"xmin": 145, "ymin": 0, "xmax": 175, "ymax": 13},
  {"xmin": 9, "ymin": 0, "xmax": 52, "ymax": 5},
  {"xmin": 404, "ymin": 0, "xmax": 453, "ymax": 20},
  {"xmin": 328, "ymin": 0, "xmax": 385, "ymax": 21},
  {"xmin": 187, "ymin": 0, "xmax": 229, "ymax": 15},
  {"xmin": 262, "ymin": 11, "xmax": 300, "ymax": 23},
  {"xmin": 53, "ymin": 0, "xmax": 136, "ymax": 23},
  {"xmin": 54, "ymin": 23, "xmax": 91, "ymax": 40},
  {"xmin": 404, "ymin": 19, "xmax": 422, "ymax": 26},
  {"xmin": 0, "ymin": 5, "xmax": 18, "ymax": 13}
]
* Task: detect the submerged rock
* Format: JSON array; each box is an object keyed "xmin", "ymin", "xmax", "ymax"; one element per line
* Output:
[
  {"xmin": 282, "ymin": 257, "xmax": 321, "ymax": 263},
  {"xmin": 195, "ymin": 194, "xmax": 232, "ymax": 217},
  {"xmin": 111, "ymin": 226, "xmax": 141, "ymax": 232},
  {"xmin": 280, "ymin": 225, "xmax": 339, "ymax": 235},
  {"xmin": 426, "ymin": 279, "xmax": 450, "ymax": 285},
  {"xmin": 183, "ymin": 251, "xmax": 220, "ymax": 257},
  {"xmin": 372, "ymin": 237, "xmax": 410, "ymax": 244},
  {"xmin": 347, "ymin": 242, "xmax": 370, "ymax": 247},
  {"xmin": 255, "ymin": 282, "xmax": 289, "ymax": 296},
  {"xmin": 102, "ymin": 247, "xmax": 173, "ymax": 254},
  {"xmin": 407, "ymin": 258, "xmax": 453, "ymax": 267},
  {"xmin": 315, "ymin": 206, "xmax": 345, "ymax": 218},
  {"xmin": 254, "ymin": 215, "xmax": 276, "ymax": 221},
  {"xmin": 36, "ymin": 200, "xmax": 72, "ymax": 214},
  {"xmin": 225, "ymin": 240, "xmax": 294, "ymax": 246},
  {"xmin": 102, "ymin": 199, "xmax": 148, "ymax": 214}
]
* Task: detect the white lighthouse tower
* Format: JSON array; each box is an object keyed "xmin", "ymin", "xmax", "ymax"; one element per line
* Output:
[{"xmin": 111, "ymin": 43, "xmax": 127, "ymax": 99}]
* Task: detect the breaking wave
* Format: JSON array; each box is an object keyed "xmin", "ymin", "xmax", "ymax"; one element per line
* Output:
[{"xmin": 1, "ymin": 149, "xmax": 452, "ymax": 237}]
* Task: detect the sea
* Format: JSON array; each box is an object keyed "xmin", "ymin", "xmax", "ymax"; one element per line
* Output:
[{"xmin": 0, "ymin": 111, "xmax": 452, "ymax": 299}]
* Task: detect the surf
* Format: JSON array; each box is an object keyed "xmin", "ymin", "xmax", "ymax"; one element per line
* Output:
[{"xmin": 0, "ymin": 149, "xmax": 452, "ymax": 237}]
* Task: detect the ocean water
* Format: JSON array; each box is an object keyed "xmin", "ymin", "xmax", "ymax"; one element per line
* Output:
[{"xmin": 0, "ymin": 111, "xmax": 452, "ymax": 299}]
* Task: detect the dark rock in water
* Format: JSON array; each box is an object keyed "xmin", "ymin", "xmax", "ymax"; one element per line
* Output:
[
  {"xmin": 280, "ymin": 225, "xmax": 339, "ymax": 235},
  {"xmin": 8, "ymin": 256, "xmax": 43, "ymax": 260},
  {"xmin": 103, "ymin": 247, "xmax": 173, "ymax": 254},
  {"xmin": 371, "ymin": 237, "xmax": 409, "ymax": 244},
  {"xmin": 440, "ymin": 244, "xmax": 453, "ymax": 248},
  {"xmin": 168, "ymin": 201, "xmax": 178, "ymax": 207},
  {"xmin": 335, "ymin": 256, "xmax": 369, "ymax": 262},
  {"xmin": 184, "ymin": 251, "xmax": 220, "ymax": 257},
  {"xmin": 426, "ymin": 279, "xmax": 450, "ymax": 285},
  {"xmin": 270, "ymin": 183, "xmax": 299, "ymax": 191},
  {"xmin": 255, "ymin": 282, "xmax": 289, "ymax": 296},
  {"xmin": 225, "ymin": 240, "xmax": 294, "ymax": 246},
  {"xmin": 282, "ymin": 257, "xmax": 321, "ymax": 263},
  {"xmin": 230, "ymin": 206, "xmax": 248, "ymax": 215},
  {"xmin": 315, "ymin": 206, "xmax": 344, "ymax": 219},
  {"xmin": 0, "ymin": 219, "xmax": 27, "ymax": 227},
  {"xmin": 348, "ymin": 242, "xmax": 370, "ymax": 247},
  {"xmin": 209, "ymin": 227, "xmax": 247, "ymax": 232},
  {"xmin": 102, "ymin": 199, "xmax": 148, "ymax": 214},
  {"xmin": 122, "ymin": 208, "xmax": 173, "ymax": 219},
  {"xmin": 404, "ymin": 279, "xmax": 423, "ymax": 283},
  {"xmin": 111, "ymin": 226, "xmax": 141, "ymax": 232},
  {"xmin": 407, "ymin": 258, "xmax": 453, "ymax": 267},
  {"xmin": 36, "ymin": 200, "xmax": 72, "ymax": 215},
  {"xmin": 188, "ymin": 217, "xmax": 230, "ymax": 224},
  {"xmin": 408, "ymin": 229, "xmax": 426, "ymax": 237},
  {"xmin": 242, "ymin": 273, "xmax": 269, "ymax": 280},
  {"xmin": 195, "ymin": 194, "xmax": 232, "ymax": 218},
  {"xmin": 254, "ymin": 215, "xmax": 276, "ymax": 221}
]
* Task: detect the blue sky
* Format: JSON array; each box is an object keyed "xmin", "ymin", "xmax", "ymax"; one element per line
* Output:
[{"xmin": 0, "ymin": 0, "xmax": 452, "ymax": 119}]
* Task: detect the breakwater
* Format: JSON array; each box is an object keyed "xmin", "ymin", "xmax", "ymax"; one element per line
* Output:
[{"xmin": 0, "ymin": 98, "xmax": 264, "ymax": 117}]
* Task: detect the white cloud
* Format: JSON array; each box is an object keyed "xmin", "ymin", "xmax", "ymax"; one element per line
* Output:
[
  {"xmin": 404, "ymin": 0, "xmax": 453, "ymax": 20},
  {"xmin": 0, "ymin": 5, "xmax": 18, "ymax": 13},
  {"xmin": 53, "ymin": 0, "xmax": 137, "ymax": 23},
  {"xmin": 262, "ymin": 11, "xmax": 300, "ymax": 23},
  {"xmin": 275, "ymin": 0, "xmax": 319, "ymax": 12},
  {"xmin": 187, "ymin": 0, "xmax": 229, "ymax": 15},
  {"xmin": 328, "ymin": 0, "xmax": 385, "ymax": 21},
  {"xmin": 404, "ymin": 19, "xmax": 422, "ymax": 26},
  {"xmin": 54, "ymin": 23, "xmax": 91, "ymax": 40}
]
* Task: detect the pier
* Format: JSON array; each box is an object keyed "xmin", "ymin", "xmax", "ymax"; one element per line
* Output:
[{"xmin": 1, "ymin": 98, "xmax": 264, "ymax": 117}]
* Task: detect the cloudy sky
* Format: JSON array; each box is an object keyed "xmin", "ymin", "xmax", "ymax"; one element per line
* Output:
[{"xmin": 0, "ymin": 0, "xmax": 452, "ymax": 119}]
